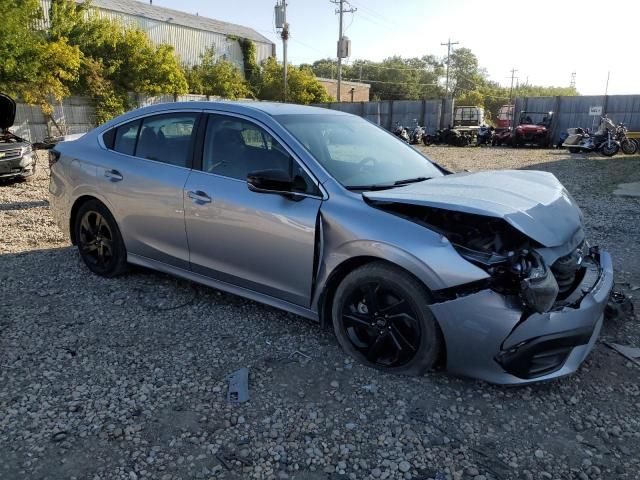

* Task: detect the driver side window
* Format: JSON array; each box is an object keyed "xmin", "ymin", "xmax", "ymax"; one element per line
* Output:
[{"xmin": 202, "ymin": 115, "xmax": 319, "ymax": 195}]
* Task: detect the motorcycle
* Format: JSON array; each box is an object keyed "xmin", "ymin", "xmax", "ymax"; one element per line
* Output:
[
  {"xmin": 615, "ymin": 122, "xmax": 638, "ymax": 155},
  {"xmin": 492, "ymin": 127, "xmax": 512, "ymax": 147},
  {"xmin": 423, "ymin": 126, "xmax": 466, "ymax": 147},
  {"xmin": 393, "ymin": 122, "xmax": 410, "ymax": 143},
  {"xmin": 562, "ymin": 116, "xmax": 620, "ymax": 157},
  {"xmin": 409, "ymin": 119, "xmax": 425, "ymax": 145},
  {"xmin": 476, "ymin": 125, "xmax": 494, "ymax": 146}
]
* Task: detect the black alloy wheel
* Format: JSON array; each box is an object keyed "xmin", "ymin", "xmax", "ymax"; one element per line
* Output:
[
  {"xmin": 74, "ymin": 200, "xmax": 127, "ymax": 277},
  {"xmin": 332, "ymin": 262, "xmax": 442, "ymax": 375}
]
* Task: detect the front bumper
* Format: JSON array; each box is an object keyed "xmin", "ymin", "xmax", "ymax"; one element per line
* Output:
[
  {"xmin": 430, "ymin": 251, "xmax": 613, "ymax": 385},
  {"xmin": 0, "ymin": 154, "xmax": 36, "ymax": 179}
]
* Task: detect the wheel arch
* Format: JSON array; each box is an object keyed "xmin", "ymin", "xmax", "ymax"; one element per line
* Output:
[
  {"xmin": 69, "ymin": 195, "xmax": 118, "ymax": 245},
  {"xmin": 317, "ymin": 255, "xmax": 448, "ymax": 367},
  {"xmin": 317, "ymin": 255, "xmax": 438, "ymax": 328}
]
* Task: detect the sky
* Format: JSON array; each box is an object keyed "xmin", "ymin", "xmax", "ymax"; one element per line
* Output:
[{"xmin": 146, "ymin": 0, "xmax": 640, "ymax": 96}]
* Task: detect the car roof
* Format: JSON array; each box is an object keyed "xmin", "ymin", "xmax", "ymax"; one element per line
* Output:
[{"xmin": 122, "ymin": 101, "xmax": 350, "ymax": 118}]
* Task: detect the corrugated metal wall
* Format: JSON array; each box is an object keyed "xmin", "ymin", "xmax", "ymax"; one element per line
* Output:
[
  {"xmin": 39, "ymin": 0, "xmax": 273, "ymax": 69},
  {"xmin": 13, "ymin": 97, "xmax": 96, "ymax": 142},
  {"xmin": 315, "ymin": 95, "xmax": 640, "ymax": 141},
  {"xmin": 313, "ymin": 99, "xmax": 452, "ymax": 133}
]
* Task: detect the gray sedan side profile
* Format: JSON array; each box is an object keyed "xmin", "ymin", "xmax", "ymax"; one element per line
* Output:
[{"xmin": 49, "ymin": 101, "xmax": 613, "ymax": 385}]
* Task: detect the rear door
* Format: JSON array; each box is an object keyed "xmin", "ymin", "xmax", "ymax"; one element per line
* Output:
[
  {"xmin": 98, "ymin": 111, "xmax": 201, "ymax": 269},
  {"xmin": 183, "ymin": 113, "xmax": 323, "ymax": 306}
]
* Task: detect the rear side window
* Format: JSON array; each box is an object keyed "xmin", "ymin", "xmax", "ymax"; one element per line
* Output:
[
  {"xmin": 113, "ymin": 120, "xmax": 140, "ymax": 156},
  {"xmin": 136, "ymin": 113, "xmax": 197, "ymax": 167},
  {"xmin": 102, "ymin": 128, "xmax": 115, "ymax": 149}
]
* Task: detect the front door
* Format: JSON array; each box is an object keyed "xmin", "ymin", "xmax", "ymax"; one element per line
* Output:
[{"xmin": 184, "ymin": 113, "xmax": 322, "ymax": 306}]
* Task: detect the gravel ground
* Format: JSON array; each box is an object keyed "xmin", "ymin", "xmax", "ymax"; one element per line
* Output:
[{"xmin": 1, "ymin": 148, "xmax": 639, "ymax": 480}]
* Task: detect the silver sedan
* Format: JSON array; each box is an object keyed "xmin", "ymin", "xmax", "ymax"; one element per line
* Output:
[{"xmin": 49, "ymin": 102, "xmax": 613, "ymax": 384}]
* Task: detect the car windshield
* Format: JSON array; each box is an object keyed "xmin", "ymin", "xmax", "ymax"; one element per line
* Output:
[
  {"xmin": 276, "ymin": 114, "xmax": 444, "ymax": 189},
  {"xmin": 519, "ymin": 112, "xmax": 551, "ymax": 126}
]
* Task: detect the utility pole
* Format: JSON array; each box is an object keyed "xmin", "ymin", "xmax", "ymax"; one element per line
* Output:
[
  {"xmin": 332, "ymin": 0, "xmax": 356, "ymax": 102},
  {"xmin": 604, "ymin": 71, "xmax": 610, "ymax": 96},
  {"xmin": 440, "ymin": 38, "xmax": 459, "ymax": 98},
  {"xmin": 508, "ymin": 67, "xmax": 518, "ymax": 103},
  {"xmin": 570, "ymin": 71, "xmax": 576, "ymax": 89},
  {"xmin": 275, "ymin": 1, "xmax": 289, "ymax": 102}
]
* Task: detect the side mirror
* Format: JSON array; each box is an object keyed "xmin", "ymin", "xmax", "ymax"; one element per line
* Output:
[
  {"xmin": 247, "ymin": 169, "xmax": 293, "ymax": 193},
  {"xmin": 247, "ymin": 169, "xmax": 307, "ymax": 199}
]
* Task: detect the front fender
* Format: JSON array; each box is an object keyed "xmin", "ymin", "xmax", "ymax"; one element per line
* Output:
[{"xmin": 310, "ymin": 187, "xmax": 492, "ymax": 314}]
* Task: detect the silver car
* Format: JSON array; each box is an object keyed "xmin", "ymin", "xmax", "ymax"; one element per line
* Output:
[{"xmin": 49, "ymin": 102, "xmax": 613, "ymax": 385}]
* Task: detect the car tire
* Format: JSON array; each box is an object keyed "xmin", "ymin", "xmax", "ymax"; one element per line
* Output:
[
  {"xmin": 331, "ymin": 262, "xmax": 443, "ymax": 376},
  {"xmin": 74, "ymin": 200, "xmax": 128, "ymax": 277}
]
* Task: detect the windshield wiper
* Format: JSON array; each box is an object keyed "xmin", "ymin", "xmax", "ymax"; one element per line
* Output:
[
  {"xmin": 346, "ymin": 177, "xmax": 432, "ymax": 192},
  {"xmin": 393, "ymin": 176, "xmax": 431, "ymax": 186},
  {"xmin": 345, "ymin": 183, "xmax": 397, "ymax": 191}
]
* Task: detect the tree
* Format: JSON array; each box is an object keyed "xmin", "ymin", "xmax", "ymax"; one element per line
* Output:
[
  {"xmin": 447, "ymin": 47, "xmax": 482, "ymax": 98},
  {"xmin": 1, "ymin": 0, "xmax": 82, "ymax": 124},
  {"xmin": 47, "ymin": 0, "xmax": 188, "ymax": 122},
  {"xmin": 310, "ymin": 56, "xmax": 443, "ymax": 101},
  {"xmin": 257, "ymin": 57, "xmax": 330, "ymax": 104},
  {"xmin": 0, "ymin": 0, "xmax": 43, "ymax": 96},
  {"xmin": 186, "ymin": 48, "xmax": 252, "ymax": 99},
  {"xmin": 309, "ymin": 58, "xmax": 338, "ymax": 79},
  {"xmin": 21, "ymin": 38, "xmax": 82, "ymax": 116},
  {"xmin": 349, "ymin": 56, "xmax": 443, "ymax": 100}
]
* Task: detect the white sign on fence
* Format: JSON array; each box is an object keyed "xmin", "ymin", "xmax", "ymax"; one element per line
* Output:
[{"xmin": 589, "ymin": 106, "xmax": 603, "ymax": 116}]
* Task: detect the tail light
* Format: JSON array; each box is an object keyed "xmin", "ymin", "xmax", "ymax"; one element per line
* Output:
[{"xmin": 49, "ymin": 149, "xmax": 61, "ymax": 167}]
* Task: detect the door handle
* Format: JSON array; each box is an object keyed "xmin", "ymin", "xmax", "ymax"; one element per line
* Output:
[
  {"xmin": 104, "ymin": 169, "xmax": 123, "ymax": 182},
  {"xmin": 187, "ymin": 190, "xmax": 212, "ymax": 204}
]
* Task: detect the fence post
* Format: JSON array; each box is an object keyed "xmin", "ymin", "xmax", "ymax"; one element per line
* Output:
[{"xmin": 388, "ymin": 100, "xmax": 394, "ymax": 131}]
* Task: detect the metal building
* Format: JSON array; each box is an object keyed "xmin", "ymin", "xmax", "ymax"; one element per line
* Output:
[{"xmin": 39, "ymin": 0, "xmax": 276, "ymax": 71}]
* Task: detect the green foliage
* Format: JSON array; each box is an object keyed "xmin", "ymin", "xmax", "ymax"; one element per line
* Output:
[
  {"xmin": 258, "ymin": 58, "xmax": 330, "ymax": 104},
  {"xmin": 0, "ymin": 0, "xmax": 43, "ymax": 96},
  {"xmin": 0, "ymin": 0, "xmax": 82, "ymax": 115},
  {"xmin": 22, "ymin": 38, "xmax": 82, "ymax": 115},
  {"xmin": 238, "ymin": 38, "xmax": 260, "ymax": 89},
  {"xmin": 447, "ymin": 47, "xmax": 481, "ymax": 97},
  {"xmin": 310, "ymin": 56, "xmax": 443, "ymax": 101},
  {"xmin": 47, "ymin": 0, "xmax": 188, "ymax": 120},
  {"xmin": 186, "ymin": 48, "xmax": 252, "ymax": 99},
  {"xmin": 309, "ymin": 58, "xmax": 338, "ymax": 79}
]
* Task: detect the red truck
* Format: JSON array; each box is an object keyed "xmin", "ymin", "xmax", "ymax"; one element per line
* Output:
[{"xmin": 495, "ymin": 104, "xmax": 514, "ymax": 130}]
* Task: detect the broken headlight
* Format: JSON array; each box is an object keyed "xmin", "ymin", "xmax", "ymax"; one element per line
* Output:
[
  {"xmin": 519, "ymin": 253, "xmax": 559, "ymax": 313},
  {"xmin": 457, "ymin": 247, "xmax": 558, "ymax": 313}
]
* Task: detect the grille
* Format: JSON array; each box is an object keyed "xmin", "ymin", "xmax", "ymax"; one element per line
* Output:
[
  {"xmin": 551, "ymin": 248, "xmax": 582, "ymax": 294},
  {"xmin": 0, "ymin": 148, "xmax": 22, "ymax": 160}
]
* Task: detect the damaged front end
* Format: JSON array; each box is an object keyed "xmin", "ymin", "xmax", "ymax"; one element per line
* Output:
[
  {"xmin": 370, "ymin": 202, "xmax": 613, "ymax": 384},
  {"xmin": 377, "ymin": 203, "xmax": 571, "ymax": 314}
]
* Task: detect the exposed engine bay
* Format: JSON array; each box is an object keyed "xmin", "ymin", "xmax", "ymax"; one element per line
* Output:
[{"xmin": 370, "ymin": 202, "xmax": 587, "ymax": 313}]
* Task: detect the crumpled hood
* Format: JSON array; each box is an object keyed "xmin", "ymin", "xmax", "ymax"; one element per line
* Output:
[
  {"xmin": 363, "ymin": 170, "xmax": 583, "ymax": 247},
  {"xmin": 0, "ymin": 93, "xmax": 16, "ymax": 130}
]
